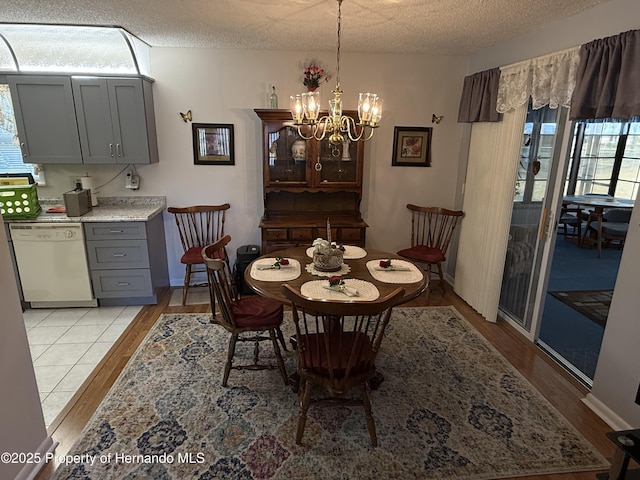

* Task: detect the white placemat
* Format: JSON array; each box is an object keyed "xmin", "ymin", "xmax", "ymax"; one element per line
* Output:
[
  {"xmin": 300, "ymin": 279, "xmax": 379, "ymax": 301},
  {"xmin": 366, "ymin": 259, "xmax": 424, "ymax": 284},
  {"xmin": 305, "ymin": 263, "xmax": 351, "ymax": 277},
  {"xmin": 250, "ymin": 258, "xmax": 301, "ymax": 282},
  {"xmin": 305, "ymin": 245, "xmax": 367, "ymax": 259}
]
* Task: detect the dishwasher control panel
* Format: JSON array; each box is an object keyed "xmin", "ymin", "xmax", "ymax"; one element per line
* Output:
[{"xmin": 9, "ymin": 223, "xmax": 83, "ymax": 241}]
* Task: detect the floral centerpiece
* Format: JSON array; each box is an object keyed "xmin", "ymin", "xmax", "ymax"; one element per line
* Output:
[
  {"xmin": 302, "ymin": 60, "xmax": 331, "ymax": 91},
  {"xmin": 312, "ymin": 237, "xmax": 344, "ymax": 272}
]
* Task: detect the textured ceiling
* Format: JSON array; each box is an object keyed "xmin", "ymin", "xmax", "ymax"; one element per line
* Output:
[{"xmin": 0, "ymin": 0, "xmax": 610, "ymax": 55}]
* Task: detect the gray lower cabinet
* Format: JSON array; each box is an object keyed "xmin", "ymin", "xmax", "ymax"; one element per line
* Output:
[
  {"xmin": 8, "ymin": 76, "xmax": 83, "ymax": 164},
  {"xmin": 84, "ymin": 216, "xmax": 168, "ymax": 305}
]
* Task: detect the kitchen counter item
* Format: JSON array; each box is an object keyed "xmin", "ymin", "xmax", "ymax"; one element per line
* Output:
[
  {"xmin": 63, "ymin": 188, "xmax": 92, "ymax": 217},
  {"xmin": 9, "ymin": 222, "xmax": 96, "ymax": 308},
  {"xmin": 0, "ymin": 183, "xmax": 41, "ymax": 219}
]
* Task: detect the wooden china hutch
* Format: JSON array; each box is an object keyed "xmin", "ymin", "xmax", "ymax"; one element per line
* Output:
[{"xmin": 255, "ymin": 109, "xmax": 368, "ymax": 254}]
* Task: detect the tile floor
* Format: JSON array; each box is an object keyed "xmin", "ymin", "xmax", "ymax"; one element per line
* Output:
[{"xmin": 24, "ymin": 305, "xmax": 142, "ymax": 428}]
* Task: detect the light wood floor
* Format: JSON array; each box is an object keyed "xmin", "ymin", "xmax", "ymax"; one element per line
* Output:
[{"xmin": 36, "ymin": 284, "xmax": 618, "ymax": 480}]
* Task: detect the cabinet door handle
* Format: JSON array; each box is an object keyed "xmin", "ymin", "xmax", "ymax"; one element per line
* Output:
[
  {"xmin": 111, "ymin": 253, "xmax": 127, "ymax": 257},
  {"xmin": 116, "ymin": 282, "xmax": 131, "ymax": 286},
  {"xmin": 117, "ymin": 144, "xmax": 122, "ymax": 157},
  {"xmin": 109, "ymin": 230, "xmax": 124, "ymax": 233},
  {"xmin": 20, "ymin": 142, "xmax": 27, "ymax": 157},
  {"xmin": 109, "ymin": 144, "xmax": 114, "ymax": 157}
]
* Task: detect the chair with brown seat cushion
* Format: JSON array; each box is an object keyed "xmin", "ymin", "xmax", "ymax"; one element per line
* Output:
[
  {"xmin": 203, "ymin": 235, "xmax": 288, "ymax": 387},
  {"xmin": 397, "ymin": 204, "xmax": 463, "ymax": 294},
  {"xmin": 168, "ymin": 204, "xmax": 230, "ymax": 305},
  {"xmin": 281, "ymin": 283, "xmax": 405, "ymax": 447}
]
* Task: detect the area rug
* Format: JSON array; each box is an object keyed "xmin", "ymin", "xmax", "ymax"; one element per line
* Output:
[
  {"xmin": 52, "ymin": 307, "xmax": 609, "ymax": 480},
  {"xmin": 549, "ymin": 290, "xmax": 613, "ymax": 327},
  {"xmin": 168, "ymin": 287, "xmax": 210, "ymax": 306}
]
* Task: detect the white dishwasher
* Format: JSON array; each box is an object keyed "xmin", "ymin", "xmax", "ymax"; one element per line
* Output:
[{"xmin": 9, "ymin": 222, "xmax": 97, "ymax": 308}]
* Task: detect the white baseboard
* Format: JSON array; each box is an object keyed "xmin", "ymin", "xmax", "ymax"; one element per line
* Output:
[
  {"xmin": 14, "ymin": 436, "xmax": 57, "ymax": 480},
  {"xmin": 582, "ymin": 393, "xmax": 633, "ymax": 431}
]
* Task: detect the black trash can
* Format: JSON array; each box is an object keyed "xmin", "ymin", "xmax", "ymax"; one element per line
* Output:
[{"xmin": 235, "ymin": 245, "xmax": 260, "ymax": 295}]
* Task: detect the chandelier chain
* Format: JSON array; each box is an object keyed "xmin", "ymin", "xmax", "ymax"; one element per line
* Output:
[{"xmin": 336, "ymin": 0, "xmax": 342, "ymax": 87}]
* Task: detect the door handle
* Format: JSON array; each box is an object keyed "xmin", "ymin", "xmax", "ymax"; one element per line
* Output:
[
  {"xmin": 117, "ymin": 144, "xmax": 122, "ymax": 157},
  {"xmin": 538, "ymin": 208, "xmax": 555, "ymax": 240},
  {"xmin": 109, "ymin": 144, "xmax": 114, "ymax": 157}
]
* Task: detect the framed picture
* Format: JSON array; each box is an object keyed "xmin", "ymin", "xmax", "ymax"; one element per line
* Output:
[
  {"xmin": 192, "ymin": 123, "xmax": 235, "ymax": 165},
  {"xmin": 391, "ymin": 126, "xmax": 432, "ymax": 167}
]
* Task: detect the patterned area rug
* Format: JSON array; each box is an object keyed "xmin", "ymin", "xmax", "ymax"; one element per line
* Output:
[
  {"xmin": 52, "ymin": 307, "xmax": 609, "ymax": 480},
  {"xmin": 549, "ymin": 290, "xmax": 613, "ymax": 327}
]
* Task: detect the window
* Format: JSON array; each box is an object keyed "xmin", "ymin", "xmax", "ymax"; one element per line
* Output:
[
  {"xmin": 565, "ymin": 118, "xmax": 640, "ymax": 200},
  {"xmin": 0, "ymin": 84, "xmax": 39, "ymax": 182},
  {"xmin": 515, "ymin": 104, "xmax": 559, "ymax": 203}
]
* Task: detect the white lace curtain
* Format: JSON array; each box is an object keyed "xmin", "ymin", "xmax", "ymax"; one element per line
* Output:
[{"xmin": 497, "ymin": 47, "xmax": 581, "ymax": 113}]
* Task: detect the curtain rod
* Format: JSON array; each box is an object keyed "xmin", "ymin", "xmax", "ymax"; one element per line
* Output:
[{"xmin": 500, "ymin": 45, "xmax": 581, "ymax": 70}]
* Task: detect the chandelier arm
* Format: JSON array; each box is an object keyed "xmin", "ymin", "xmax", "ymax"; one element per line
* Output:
[
  {"xmin": 361, "ymin": 127, "xmax": 376, "ymax": 142},
  {"xmin": 341, "ymin": 116, "xmax": 364, "ymax": 142},
  {"xmin": 296, "ymin": 126, "xmax": 313, "ymax": 141},
  {"xmin": 313, "ymin": 117, "xmax": 330, "ymax": 141}
]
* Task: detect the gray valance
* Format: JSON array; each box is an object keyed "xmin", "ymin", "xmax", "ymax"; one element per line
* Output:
[
  {"xmin": 570, "ymin": 29, "xmax": 640, "ymax": 120},
  {"xmin": 457, "ymin": 68, "xmax": 501, "ymax": 123}
]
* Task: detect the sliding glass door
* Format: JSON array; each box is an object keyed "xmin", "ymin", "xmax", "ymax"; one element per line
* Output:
[{"xmin": 499, "ymin": 104, "xmax": 568, "ymax": 331}]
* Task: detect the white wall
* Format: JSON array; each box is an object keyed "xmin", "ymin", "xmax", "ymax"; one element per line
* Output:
[
  {"xmin": 0, "ymin": 222, "xmax": 52, "ymax": 480},
  {"xmin": 468, "ymin": 0, "xmax": 640, "ymax": 427}
]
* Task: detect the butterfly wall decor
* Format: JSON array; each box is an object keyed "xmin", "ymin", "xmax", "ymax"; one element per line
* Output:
[
  {"xmin": 180, "ymin": 110, "xmax": 192, "ymax": 122},
  {"xmin": 432, "ymin": 113, "xmax": 443, "ymax": 124}
]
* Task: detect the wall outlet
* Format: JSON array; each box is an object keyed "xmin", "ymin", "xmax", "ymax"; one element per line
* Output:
[{"xmin": 126, "ymin": 172, "xmax": 140, "ymax": 190}]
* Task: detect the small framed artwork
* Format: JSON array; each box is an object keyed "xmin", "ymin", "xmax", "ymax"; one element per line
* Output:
[
  {"xmin": 392, "ymin": 126, "xmax": 432, "ymax": 167},
  {"xmin": 192, "ymin": 123, "xmax": 235, "ymax": 165}
]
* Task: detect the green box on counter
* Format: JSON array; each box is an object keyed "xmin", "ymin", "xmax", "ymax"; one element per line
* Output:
[{"xmin": 0, "ymin": 183, "xmax": 42, "ymax": 219}]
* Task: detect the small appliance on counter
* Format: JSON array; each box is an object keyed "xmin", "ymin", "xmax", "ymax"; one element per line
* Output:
[{"xmin": 63, "ymin": 185, "xmax": 92, "ymax": 217}]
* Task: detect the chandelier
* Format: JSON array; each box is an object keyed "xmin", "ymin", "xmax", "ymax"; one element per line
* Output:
[{"xmin": 289, "ymin": 0, "xmax": 383, "ymax": 147}]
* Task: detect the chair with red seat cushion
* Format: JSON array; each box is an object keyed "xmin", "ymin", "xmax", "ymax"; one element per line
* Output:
[
  {"xmin": 203, "ymin": 235, "xmax": 288, "ymax": 387},
  {"xmin": 280, "ymin": 283, "xmax": 405, "ymax": 447},
  {"xmin": 397, "ymin": 204, "xmax": 463, "ymax": 294},
  {"xmin": 168, "ymin": 204, "xmax": 230, "ymax": 306}
]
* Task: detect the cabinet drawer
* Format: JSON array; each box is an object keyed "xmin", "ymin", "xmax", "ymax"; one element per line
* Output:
[
  {"xmin": 84, "ymin": 222, "xmax": 146, "ymax": 240},
  {"xmin": 90, "ymin": 269, "xmax": 153, "ymax": 298},
  {"xmin": 290, "ymin": 228, "xmax": 313, "ymax": 241},
  {"xmin": 340, "ymin": 228, "xmax": 363, "ymax": 242},
  {"xmin": 264, "ymin": 229, "xmax": 288, "ymax": 241},
  {"xmin": 86, "ymin": 240, "xmax": 149, "ymax": 269}
]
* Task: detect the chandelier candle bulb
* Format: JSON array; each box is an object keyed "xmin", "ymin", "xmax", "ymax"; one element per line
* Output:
[{"xmin": 290, "ymin": 95, "xmax": 304, "ymax": 123}]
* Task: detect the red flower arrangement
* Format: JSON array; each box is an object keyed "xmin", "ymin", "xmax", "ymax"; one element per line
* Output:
[{"xmin": 328, "ymin": 275, "xmax": 344, "ymax": 287}]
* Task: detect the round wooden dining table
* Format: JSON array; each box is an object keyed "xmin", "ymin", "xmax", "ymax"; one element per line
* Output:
[{"xmin": 244, "ymin": 245, "xmax": 428, "ymax": 305}]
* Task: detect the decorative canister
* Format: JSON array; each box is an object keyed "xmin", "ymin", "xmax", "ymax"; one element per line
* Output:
[{"xmin": 291, "ymin": 139, "xmax": 306, "ymax": 163}]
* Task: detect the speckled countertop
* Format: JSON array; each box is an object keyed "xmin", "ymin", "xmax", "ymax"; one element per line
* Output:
[{"xmin": 9, "ymin": 196, "xmax": 166, "ymax": 223}]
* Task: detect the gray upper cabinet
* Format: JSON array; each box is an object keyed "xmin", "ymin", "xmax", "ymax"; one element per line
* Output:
[
  {"xmin": 8, "ymin": 76, "xmax": 83, "ymax": 164},
  {"xmin": 72, "ymin": 77, "xmax": 159, "ymax": 164}
]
